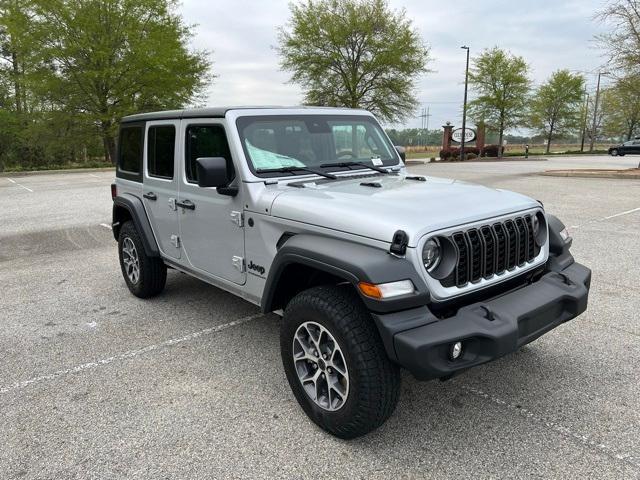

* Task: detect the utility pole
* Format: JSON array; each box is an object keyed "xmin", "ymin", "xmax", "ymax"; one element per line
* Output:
[
  {"xmin": 418, "ymin": 107, "xmax": 427, "ymax": 146},
  {"xmin": 460, "ymin": 46, "xmax": 470, "ymax": 161},
  {"xmin": 580, "ymin": 91, "xmax": 589, "ymax": 153},
  {"xmin": 425, "ymin": 106, "xmax": 431, "ymax": 132},
  {"xmin": 590, "ymin": 71, "xmax": 609, "ymax": 152}
]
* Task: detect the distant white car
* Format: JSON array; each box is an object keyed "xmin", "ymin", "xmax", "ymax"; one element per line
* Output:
[{"xmin": 111, "ymin": 106, "xmax": 591, "ymax": 439}]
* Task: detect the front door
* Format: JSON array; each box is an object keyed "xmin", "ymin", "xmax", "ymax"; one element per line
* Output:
[
  {"xmin": 177, "ymin": 120, "xmax": 246, "ymax": 285},
  {"xmin": 142, "ymin": 120, "xmax": 181, "ymax": 259}
]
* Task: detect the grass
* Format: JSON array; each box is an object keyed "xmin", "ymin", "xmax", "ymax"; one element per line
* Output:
[
  {"xmin": 404, "ymin": 143, "xmax": 611, "ymax": 160},
  {"xmin": 1, "ymin": 159, "xmax": 114, "ymax": 173}
]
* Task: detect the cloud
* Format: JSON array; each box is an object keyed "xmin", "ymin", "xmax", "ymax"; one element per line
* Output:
[{"xmin": 180, "ymin": 0, "xmax": 609, "ymax": 130}]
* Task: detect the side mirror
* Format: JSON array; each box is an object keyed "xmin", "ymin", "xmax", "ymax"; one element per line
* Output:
[
  {"xmin": 195, "ymin": 157, "xmax": 238, "ymax": 196},
  {"xmin": 395, "ymin": 146, "xmax": 406, "ymax": 162}
]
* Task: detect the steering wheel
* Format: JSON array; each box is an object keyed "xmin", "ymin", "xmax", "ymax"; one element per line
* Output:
[{"xmin": 337, "ymin": 151, "xmax": 357, "ymax": 159}]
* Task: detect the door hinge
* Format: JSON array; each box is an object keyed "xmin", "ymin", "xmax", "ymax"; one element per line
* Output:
[
  {"xmin": 230, "ymin": 210, "xmax": 244, "ymax": 227},
  {"xmin": 232, "ymin": 255, "xmax": 245, "ymax": 272},
  {"xmin": 170, "ymin": 234, "xmax": 180, "ymax": 248}
]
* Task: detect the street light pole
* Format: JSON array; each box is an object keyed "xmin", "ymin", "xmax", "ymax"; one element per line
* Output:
[
  {"xmin": 580, "ymin": 91, "xmax": 589, "ymax": 153},
  {"xmin": 460, "ymin": 46, "xmax": 470, "ymax": 162},
  {"xmin": 589, "ymin": 71, "xmax": 608, "ymax": 152}
]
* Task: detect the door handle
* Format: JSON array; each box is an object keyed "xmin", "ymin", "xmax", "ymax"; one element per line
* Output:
[
  {"xmin": 143, "ymin": 192, "xmax": 157, "ymax": 201},
  {"xmin": 176, "ymin": 199, "xmax": 196, "ymax": 210}
]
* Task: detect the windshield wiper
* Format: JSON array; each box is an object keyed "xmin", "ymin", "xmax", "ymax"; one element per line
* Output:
[
  {"xmin": 256, "ymin": 166, "xmax": 337, "ymax": 180},
  {"xmin": 319, "ymin": 161, "xmax": 390, "ymax": 174}
]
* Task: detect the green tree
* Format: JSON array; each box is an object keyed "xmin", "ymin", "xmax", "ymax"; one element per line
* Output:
[
  {"xmin": 277, "ymin": 0, "xmax": 430, "ymax": 123},
  {"xmin": 595, "ymin": 0, "xmax": 640, "ymax": 75},
  {"xmin": 530, "ymin": 70, "xmax": 585, "ymax": 153},
  {"xmin": 33, "ymin": 0, "xmax": 211, "ymax": 162},
  {"xmin": 602, "ymin": 77, "xmax": 640, "ymax": 140},
  {"xmin": 468, "ymin": 47, "xmax": 531, "ymax": 155}
]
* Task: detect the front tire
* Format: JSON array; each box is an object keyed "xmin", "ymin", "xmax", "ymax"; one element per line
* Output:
[
  {"xmin": 118, "ymin": 221, "xmax": 167, "ymax": 298},
  {"xmin": 280, "ymin": 285, "xmax": 400, "ymax": 439},
  {"xmin": 610, "ymin": 149, "xmax": 618, "ymax": 156}
]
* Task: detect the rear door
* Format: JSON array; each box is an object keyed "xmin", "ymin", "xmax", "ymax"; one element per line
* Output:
[
  {"xmin": 632, "ymin": 140, "xmax": 640, "ymax": 154},
  {"xmin": 142, "ymin": 120, "xmax": 181, "ymax": 259},
  {"xmin": 177, "ymin": 119, "xmax": 246, "ymax": 284}
]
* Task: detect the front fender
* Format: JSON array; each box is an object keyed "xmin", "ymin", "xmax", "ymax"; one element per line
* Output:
[{"xmin": 262, "ymin": 234, "xmax": 430, "ymax": 314}]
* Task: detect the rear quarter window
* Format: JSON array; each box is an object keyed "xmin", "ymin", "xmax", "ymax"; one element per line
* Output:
[{"xmin": 117, "ymin": 124, "xmax": 144, "ymax": 182}]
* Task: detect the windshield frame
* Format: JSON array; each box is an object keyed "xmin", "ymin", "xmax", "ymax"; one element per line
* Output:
[{"xmin": 235, "ymin": 114, "xmax": 401, "ymax": 178}]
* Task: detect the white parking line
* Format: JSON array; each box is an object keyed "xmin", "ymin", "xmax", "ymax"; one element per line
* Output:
[
  {"xmin": 604, "ymin": 207, "xmax": 640, "ymax": 220},
  {"xmin": 0, "ymin": 312, "xmax": 265, "ymax": 395},
  {"xmin": 7, "ymin": 177, "xmax": 33, "ymax": 192},
  {"xmin": 462, "ymin": 385, "xmax": 640, "ymax": 469},
  {"xmin": 99, "ymin": 223, "xmax": 113, "ymax": 230},
  {"xmin": 570, "ymin": 206, "xmax": 640, "ymax": 229},
  {"xmin": 88, "ymin": 173, "xmax": 100, "ymax": 178}
]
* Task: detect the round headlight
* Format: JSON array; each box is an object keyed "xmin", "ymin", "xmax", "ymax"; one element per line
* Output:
[{"xmin": 422, "ymin": 238, "xmax": 441, "ymax": 271}]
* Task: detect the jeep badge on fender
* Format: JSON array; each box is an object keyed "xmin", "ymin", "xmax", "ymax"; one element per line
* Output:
[{"xmin": 111, "ymin": 106, "xmax": 591, "ymax": 439}]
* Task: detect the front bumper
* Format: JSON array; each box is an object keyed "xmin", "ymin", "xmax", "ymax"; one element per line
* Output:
[{"xmin": 371, "ymin": 262, "xmax": 591, "ymax": 380}]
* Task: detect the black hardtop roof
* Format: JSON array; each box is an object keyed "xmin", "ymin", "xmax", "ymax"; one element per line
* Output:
[{"xmin": 120, "ymin": 106, "xmax": 367, "ymax": 123}]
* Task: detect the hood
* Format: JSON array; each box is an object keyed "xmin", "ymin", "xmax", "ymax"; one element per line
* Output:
[{"xmin": 268, "ymin": 174, "xmax": 540, "ymax": 247}]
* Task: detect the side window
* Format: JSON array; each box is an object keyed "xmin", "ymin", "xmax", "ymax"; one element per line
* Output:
[
  {"xmin": 185, "ymin": 125, "xmax": 234, "ymax": 184},
  {"xmin": 118, "ymin": 126, "xmax": 143, "ymax": 174},
  {"xmin": 147, "ymin": 125, "xmax": 175, "ymax": 179}
]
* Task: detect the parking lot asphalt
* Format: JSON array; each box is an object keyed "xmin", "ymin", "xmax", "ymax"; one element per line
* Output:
[{"xmin": 1, "ymin": 156, "xmax": 639, "ymax": 479}]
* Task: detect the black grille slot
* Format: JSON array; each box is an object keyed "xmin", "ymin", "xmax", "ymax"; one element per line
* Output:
[
  {"xmin": 525, "ymin": 215, "xmax": 537, "ymax": 258},
  {"xmin": 439, "ymin": 214, "xmax": 542, "ymax": 289},
  {"xmin": 493, "ymin": 223, "xmax": 507, "ymax": 273},
  {"xmin": 504, "ymin": 220, "xmax": 518, "ymax": 269},
  {"xmin": 480, "ymin": 226, "xmax": 496, "ymax": 278},
  {"xmin": 515, "ymin": 217, "xmax": 528, "ymax": 266},
  {"xmin": 452, "ymin": 233, "xmax": 469, "ymax": 286},
  {"xmin": 466, "ymin": 229, "xmax": 483, "ymax": 282}
]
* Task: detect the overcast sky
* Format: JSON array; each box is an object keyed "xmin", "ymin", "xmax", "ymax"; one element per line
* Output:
[{"xmin": 180, "ymin": 0, "xmax": 610, "ymax": 130}]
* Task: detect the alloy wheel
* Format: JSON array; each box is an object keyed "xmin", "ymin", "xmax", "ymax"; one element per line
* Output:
[
  {"xmin": 122, "ymin": 237, "xmax": 140, "ymax": 284},
  {"xmin": 292, "ymin": 321, "xmax": 349, "ymax": 411}
]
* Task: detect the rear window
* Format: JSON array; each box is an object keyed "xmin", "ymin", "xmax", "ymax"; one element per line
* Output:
[
  {"xmin": 118, "ymin": 126, "xmax": 143, "ymax": 175},
  {"xmin": 147, "ymin": 125, "xmax": 175, "ymax": 179}
]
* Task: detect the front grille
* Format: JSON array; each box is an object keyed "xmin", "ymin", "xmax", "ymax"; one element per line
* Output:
[{"xmin": 441, "ymin": 214, "xmax": 540, "ymax": 288}]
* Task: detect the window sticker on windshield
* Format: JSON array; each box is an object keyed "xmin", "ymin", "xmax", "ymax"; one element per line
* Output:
[
  {"xmin": 246, "ymin": 140, "xmax": 305, "ymax": 169},
  {"xmin": 371, "ymin": 157, "xmax": 383, "ymax": 166}
]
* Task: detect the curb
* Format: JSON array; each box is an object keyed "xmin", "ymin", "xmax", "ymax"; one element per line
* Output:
[
  {"xmin": 540, "ymin": 170, "xmax": 640, "ymax": 179},
  {"xmin": 407, "ymin": 157, "xmax": 548, "ymax": 164},
  {"xmin": 0, "ymin": 167, "xmax": 115, "ymax": 178}
]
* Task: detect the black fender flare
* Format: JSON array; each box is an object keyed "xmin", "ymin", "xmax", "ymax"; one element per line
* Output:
[
  {"xmin": 546, "ymin": 214, "xmax": 574, "ymax": 272},
  {"xmin": 261, "ymin": 234, "xmax": 430, "ymax": 314},
  {"xmin": 112, "ymin": 194, "xmax": 160, "ymax": 257}
]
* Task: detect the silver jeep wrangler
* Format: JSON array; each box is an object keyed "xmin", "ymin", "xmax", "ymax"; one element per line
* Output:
[{"xmin": 111, "ymin": 107, "xmax": 591, "ymax": 438}]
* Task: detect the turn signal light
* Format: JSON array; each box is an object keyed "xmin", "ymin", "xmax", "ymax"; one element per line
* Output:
[
  {"xmin": 358, "ymin": 280, "xmax": 414, "ymax": 299},
  {"xmin": 110, "ymin": 183, "xmax": 117, "ymax": 201}
]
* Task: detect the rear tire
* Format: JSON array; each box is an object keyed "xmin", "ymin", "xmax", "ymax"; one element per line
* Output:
[
  {"xmin": 610, "ymin": 149, "xmax": 618, "ymax": 156},
  {"xmin": 280, "ymin": 285, "xmax": 400, "ymax": 439},
  {"xmin": 118, "ymin": 221, "xmax": 166, "ymax": 298}
]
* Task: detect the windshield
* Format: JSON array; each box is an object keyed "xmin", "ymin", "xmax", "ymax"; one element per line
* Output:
[{"xmin": 236, "ymin": 115, "xmax": 399, "ymax": 176}]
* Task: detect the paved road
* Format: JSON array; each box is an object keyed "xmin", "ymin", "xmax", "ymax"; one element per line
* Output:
[{"xmin": 1, "ymin": 156, "xmax": 639, "ymax": 479}]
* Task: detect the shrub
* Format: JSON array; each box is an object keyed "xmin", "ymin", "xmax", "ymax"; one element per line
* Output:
[
  {"xmin": 466, "ymin": 152, "xmax": 477, "ymax": 160},
  {"xmin": 482, "ymin": 144, "xmax": 501, "ymax": 157},
  {"xmin": 439, "ymin": 146, "xmax": 480, "ymax": 161}
]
